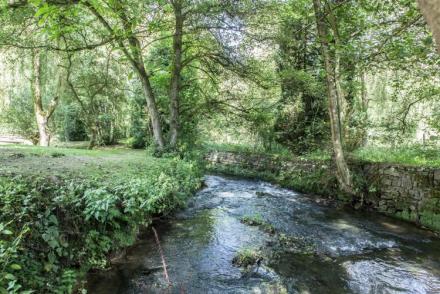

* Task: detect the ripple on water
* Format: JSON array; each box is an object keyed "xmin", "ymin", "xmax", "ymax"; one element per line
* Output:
[
  {"xmin": 344, "ymin": 259, "xmax": 440, "ymax": 294},
  {"xmin": 87, "ymin": 175, "xmax": 440, "ymax": 294}
]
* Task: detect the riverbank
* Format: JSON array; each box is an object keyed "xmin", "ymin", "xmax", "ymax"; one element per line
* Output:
[
  {"xmin": 205, "ymin": 151, "xmax": 440, "ymax": 232},
  {"xmin": 0, "ymin": 146, "xmax": 202, "ymax": 293},
  {"xmin": 87, "ymin": 175, "xmax": 440, "ymax": 293}
]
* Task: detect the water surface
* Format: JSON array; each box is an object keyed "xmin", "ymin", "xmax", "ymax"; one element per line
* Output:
[{"xmin": 87, "ymin": 175, "xmax": 440, "ymax": 293}]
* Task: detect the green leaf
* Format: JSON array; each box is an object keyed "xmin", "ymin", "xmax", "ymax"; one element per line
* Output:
[
  {"xmin": 4, "ymin": 273, "xmax": 15, "ymax": 280},
  {"xmin": 10, "ymin": 264, "xmax": 22, "ymax": 270},
  {"xmin": 1, "ymin": 230, "xmax": 13, "ymax": 235}
]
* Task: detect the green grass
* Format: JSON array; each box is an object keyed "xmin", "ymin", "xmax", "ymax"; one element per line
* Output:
[
  {"xmin": 0, "ymin": 145, "xmax": 147, "ymax": 181},
  {"xmin": 203, "ymin": 142, "xmax": 330, "ymax": 161},
  {"xmin": 205, "ymin": 142, "xmax": 440, "ymax": 167},
  {"xmin": 0, "ymin": 144, "xmax": 133, "ymax": 156},
  {"xmin": 352, "ymin": 146, "xmax": 440, "ymax": 167}
]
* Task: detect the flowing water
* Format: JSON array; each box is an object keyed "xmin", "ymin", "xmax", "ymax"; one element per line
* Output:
[{"xmin": 87, "ymin": 175, "xmax": 440, "ymax": 294}]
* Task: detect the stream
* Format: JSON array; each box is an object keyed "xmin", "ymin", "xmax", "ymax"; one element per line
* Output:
[{"xmin": 87, "ymin": 175, "xmax": 440, "ymax": 293}]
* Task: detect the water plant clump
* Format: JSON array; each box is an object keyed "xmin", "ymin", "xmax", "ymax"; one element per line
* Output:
[
  {"xmin": 241, "ymin": 214, "xmax": 265, "ymax": 226},
  {"xmin": 232, "ymin": 248, "xmax": 263, "ymax": 268},
  {"xmin": 277, "ymin": 233, "xmax": 316, "ymax": 255},
  {"xmin": 240, "ymin": 215, "xmax": 276, "ymax": 234}
]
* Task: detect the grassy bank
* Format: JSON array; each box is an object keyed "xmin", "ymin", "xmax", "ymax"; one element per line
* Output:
[
  {"xmin": 0, "ymin": 146, "xmax": 202, "ymax": 293},
  {"xmin": 351, "ymin": 146, "xmax": 440, "ymax": 167}
]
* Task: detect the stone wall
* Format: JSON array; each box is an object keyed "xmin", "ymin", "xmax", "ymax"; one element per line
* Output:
[
  {"xmin": 205, "ymin": 151, "xmax": 440, "ymax": 231},
  {"xmin": 363, "ymin": 164, "xmax": 440, "ymax": 229}
]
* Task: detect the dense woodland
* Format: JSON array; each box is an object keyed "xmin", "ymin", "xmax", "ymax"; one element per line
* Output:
[{"xmin": 1, "ymin": 0, "xmax": 440, "ymax": 292}]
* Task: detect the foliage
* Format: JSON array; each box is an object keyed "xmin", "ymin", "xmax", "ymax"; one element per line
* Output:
[
  {"xmin": 0, "ymin": 91, "xmax": 38, "ymax": 143},
  {"xmin": 274, "ymin": 2, "xmax": 330, "ymax": 154},
  {"xmin": 56, "ymin": 104, "xmax": 88, "ymax": 142},
  {"xmin": 126, "ymin": 96, "xmax": 149, "ymax": 149},
  {"xmin": 0, "ymin": 147, "xmax": 202, "ymax": 293},
  {"xmin": 0, "ymin": 223, "xmax": 30, "ymax": 294}
]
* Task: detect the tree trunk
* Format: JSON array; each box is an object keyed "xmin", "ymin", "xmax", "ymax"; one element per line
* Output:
[
  {"xmin": 360, "ymin": 71, "xmax": 369, "ymax": 147},
  {"xmin": 313, "ymin": 0, "xmax": 353, "ymax": 194},
  {"xmin": 136, "ymin": 63, "xmax": 165, "ymax": 150},
  {"xmin": 31, "ymin": 49, "xmax": 50, "ymax": 147},
  {"xmin": 326, "ymin": 3, "xmax": 345, "ymax": 141},
  {"xmin": 169, "ymin": 0, "xmax": 184, "ymax": 148},
  {"xmin": 417, "ymin": 0, "xmax": 440, "ymax": 53},
  {"xmin": 88, "ymin": 125, "xmax": 98, "ymax": 149},
  {"xmin": 127, "ymin": 36, "xmax": 165, "ymax": 151},
  {"xmin": 36, "ymin": 113, "xmax": 50, "ymax": 147},
  {"xmin": 31, "ymin": 50, "xmax": 60, "ymax": 147}
]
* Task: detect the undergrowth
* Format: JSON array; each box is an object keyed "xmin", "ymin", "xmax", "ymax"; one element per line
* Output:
[{"xmin": 0, "ymin": 148, "xmax": 202, "ymax": 293}]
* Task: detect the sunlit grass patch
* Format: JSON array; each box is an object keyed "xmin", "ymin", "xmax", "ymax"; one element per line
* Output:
[{"xmin": 352, "ymin": 146, "xmax": 440, "ymax": 167}]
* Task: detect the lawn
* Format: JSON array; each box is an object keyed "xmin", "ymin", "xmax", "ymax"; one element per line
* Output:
[{"xmin": 0, "ymin": 145, "xmax": 147, "ymax": 179}]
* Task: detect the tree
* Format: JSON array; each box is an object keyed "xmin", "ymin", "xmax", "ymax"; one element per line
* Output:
[
  {"xmin": 312, "ymin": 0, "xmax": 353, "ymax": 194},
  {"xmin": 274, "ymin": 0, "xmax": 329, "ymax": 154},
  {"xmin": 82, "ymin": 1, "xmax": 166, "ymax": 150},
  {"xmin": 65, "ymin": 52, "xmax": 125, "ymax": 149}
]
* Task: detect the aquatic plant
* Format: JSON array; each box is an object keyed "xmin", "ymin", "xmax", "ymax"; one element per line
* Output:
[
  {"xmin": 277, "ymin": 233, "xmax": 316, "ymax": 255},
  {"xmin": 232, "ymin": 248, "xmax": 263, "ymax": 268},
  {"xmin": 240, "ymin": 215, "xmax": 276, "ymax": 234}
]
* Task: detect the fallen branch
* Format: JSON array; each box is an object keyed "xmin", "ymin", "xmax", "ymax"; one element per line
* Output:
[{"xmin": 152, "ymin": 226, "xmax": 171, "ymax": 287}]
